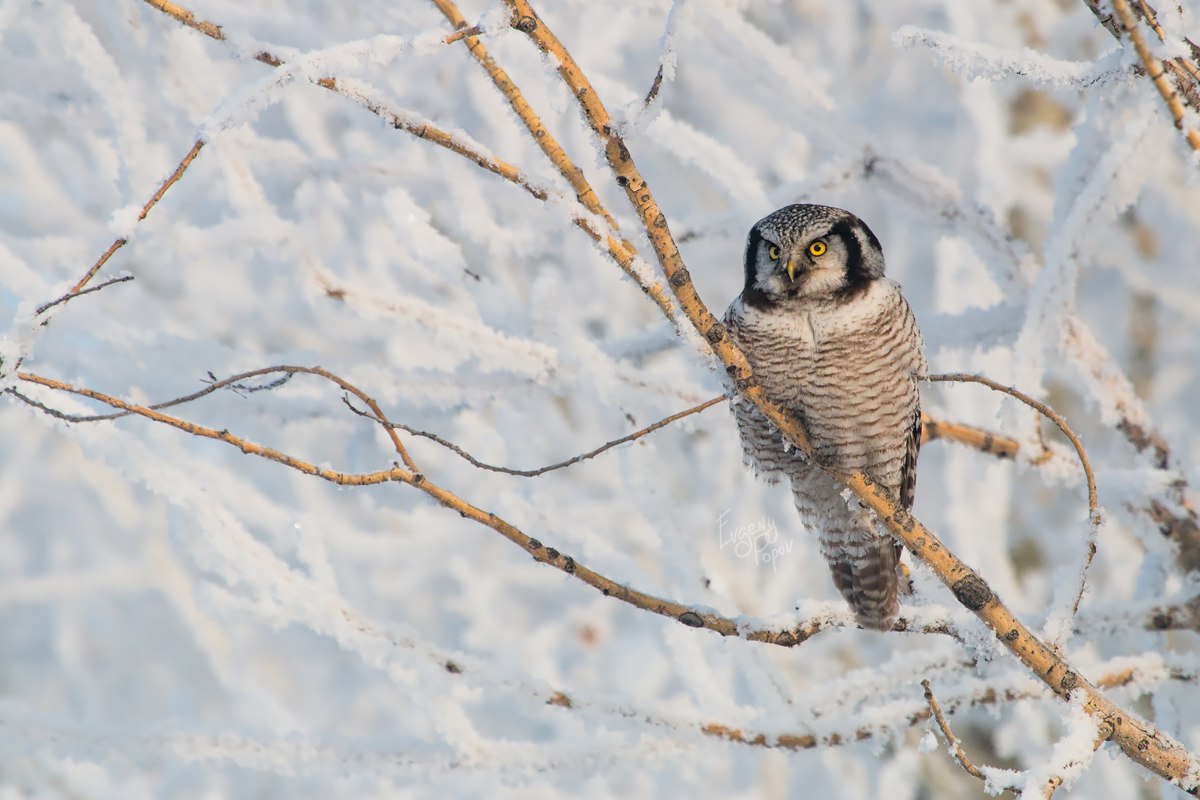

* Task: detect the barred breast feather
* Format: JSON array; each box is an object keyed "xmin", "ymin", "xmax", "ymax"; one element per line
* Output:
[{"xmin": 724, "ymin": 278, "xmax": 925, "ymax": 630}]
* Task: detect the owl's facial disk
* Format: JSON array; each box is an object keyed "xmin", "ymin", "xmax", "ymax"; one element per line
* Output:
[
  {"xmin": 741, "ymin": 205, "xmax": 885, "ymax": 307},
  {"xmin": 752, "ymin": 229, "xmax": 848, "ymax": 299}
]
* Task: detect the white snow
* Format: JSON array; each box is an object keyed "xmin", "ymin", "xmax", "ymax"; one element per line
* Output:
[{"xmin": 4, "ymin": 1, "xmax": 1200, "ymax": 798}]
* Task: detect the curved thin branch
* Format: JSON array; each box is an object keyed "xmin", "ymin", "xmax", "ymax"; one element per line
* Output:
[
  {"xmin": 34, "ymin": 275, "xmax": 135, "ymax": 317},
  {"xmin": 374, "ymin": 396, "xmax": 723, "ymax": 477},
  {"xmin": 928, "ymin": 372, "xmax": 1101, "ymax": 619},
  {"xmin": 7, "ymin": 367, "xmax": 296, "ymax": 423},
  {"xmin": 922, "ymin": 679, "xmax": 987, "ymax": 782}
]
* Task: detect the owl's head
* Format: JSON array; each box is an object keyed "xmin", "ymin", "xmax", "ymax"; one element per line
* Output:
[{"xmin": 741, "ymin": 204, "xmax": 885, "ymax": 306}]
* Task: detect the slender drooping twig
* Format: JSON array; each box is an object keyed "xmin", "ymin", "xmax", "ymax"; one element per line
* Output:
[
  {"xmin": 928, "ymin": 372, "xmax": 1101, "ymax": 619},
  {"xmin": 34, "ymin": 275, "xmax": 135, "ymax": 317},
  {"xmin": 373, "ymin": 396, "xmax": 723, "ymax": 477},
  {"xmin": 502, "ymin": 0, "xmax": 1200, "ymax": 788},
  {"xmin": 922, "ymin": 679, "xmax": 987, "ymax": 782},
  {"xmin": 7, "ymin": 366, "xmax": 300, "ymax": 424}
]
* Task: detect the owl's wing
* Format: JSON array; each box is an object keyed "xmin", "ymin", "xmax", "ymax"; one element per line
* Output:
[
  {"xmin": 894, "ymin": 409, "xmax": 922, "ymax": 588},
  {"xmin": 899, "ymin": 409, "xmax": 921, "ymax": 511}
]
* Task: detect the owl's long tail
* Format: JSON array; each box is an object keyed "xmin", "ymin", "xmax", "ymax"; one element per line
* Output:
[{"xmin": 819, "ymin": 529, "xmax": 900, "ymax": 631}]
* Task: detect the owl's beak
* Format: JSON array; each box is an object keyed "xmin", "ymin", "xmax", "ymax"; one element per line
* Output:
[{"xmin": 786, "ymin": 258, "xmax": 799, "ymax": 283}]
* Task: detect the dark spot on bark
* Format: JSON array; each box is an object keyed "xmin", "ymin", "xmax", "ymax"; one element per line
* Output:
[
  {"xmin": 1004, "ymin": 629, "xmax": 1019, "ymax": 642},
  {"xmin": 618, "ymin": 142, "xmax": 630, "ymax": 161},
  {"xmin": 602, "ymin": 588, "xmax": 610, "ymax": 596},
  {"xmin": 564, "ymin": 556, "xmax": 576, "ymax": 574},
  {"xmin": 411, "ymin": 473, "xmax": 425, "ymax": 484},
  {"xmin": 1137, "ymin": 738, "xmax": 1149, "ymax": 752},
  {"xmin": 669, "ymin": 269, "xmax": 690, "ymax": 287},
  {"xmin": 528, "ymin": 538, "xmax": 542, "ymax": 551},
  {"xmin": 678, "ymin": 611, "xmax": 704, "ymax": 627},
  {"xmin": 546, "ymin": 547, "xmax": 560, "ymax": 560},
  {"xmin": 615, "ymin": 175, "xmax": 628, "ymax": 187},
  {"xmin": 515, "ymin": 15, "xmax": 537, "ymax": 33},
  {"xmin": 774, "ymin": 632, "xmax": 797, "ymax": 647},
  {"xmin": 1060, "ymin": 671, "xmax": 1078, "ymax": 692},
  {"xmin": 735, "ymin": 377, "xmax": 753, "ymax": 392},
  {"xmin": 913, "ymin": 536, "xmax": 927, "ymax": 550},
  {"xmin": 654, "ymin": 213, "xmax": 667, "ymax": 228},
  {"xmin": 951, "ymin": 574, "xmax": 992, "ymax": 611},
  {"xmin": 890, "ymin": 508, "xmax": 914, "ymax": 532},
  {"xmin": 706, "ymin": 325, "xmax": 726, "ymax": 344}
]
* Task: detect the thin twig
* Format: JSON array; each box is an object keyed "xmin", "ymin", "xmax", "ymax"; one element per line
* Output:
[
  {"xmin": 444, "ymin": 25, "xmax": 482, "ymax": 44},
  {"xmin": 34, "ymin": 275, "xmax": 135, "ymax": 317},
  {"xmin": 503, "ymin": 0, "xmax": 1200, "ymax": 786},
  {"xmin": 7, "ymin": 366, "xmax": 298, "ymax": 424},
  {"xmin": 928, "ymin": 372, "xmax": 1101, "ymax": 619},
  {"xmin": 922, "ymin": 678, "xmax": 987, "ymax": 781},
  {"xmin": 370, "ymin": 396, "xmax": 723, "ymax": 477},
  {"xmin": 55, "ymin": 139, "xmax": 204, "ymax": 305}
]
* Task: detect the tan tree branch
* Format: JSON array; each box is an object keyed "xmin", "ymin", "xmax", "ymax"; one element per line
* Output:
[
  {"xmin": 15, "ymin": 368, "xmax": 956, "ymax": 648},
  {"xmin": 502, "ymin": 0, "xmax": 1200, "ymax": 789}
]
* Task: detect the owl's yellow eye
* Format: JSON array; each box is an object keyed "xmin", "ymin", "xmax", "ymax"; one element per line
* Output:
[
  {"xmin": 808, "ymin": 240, "xmax": 827, "ymax": 257},
  {"xmin": 767, "ymin": 244, "xmax": 781, "ymax": 261}
]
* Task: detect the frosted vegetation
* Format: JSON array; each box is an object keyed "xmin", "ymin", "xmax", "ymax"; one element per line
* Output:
[{"xmin": 3, "ymin": 1, "xmax": 1200, "ymax": 797}]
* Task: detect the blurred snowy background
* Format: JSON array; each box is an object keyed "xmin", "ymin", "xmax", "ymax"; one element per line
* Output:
[{"xmin": 3, "ymin": 0, "xmax": 1200, "ymax": 797}]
